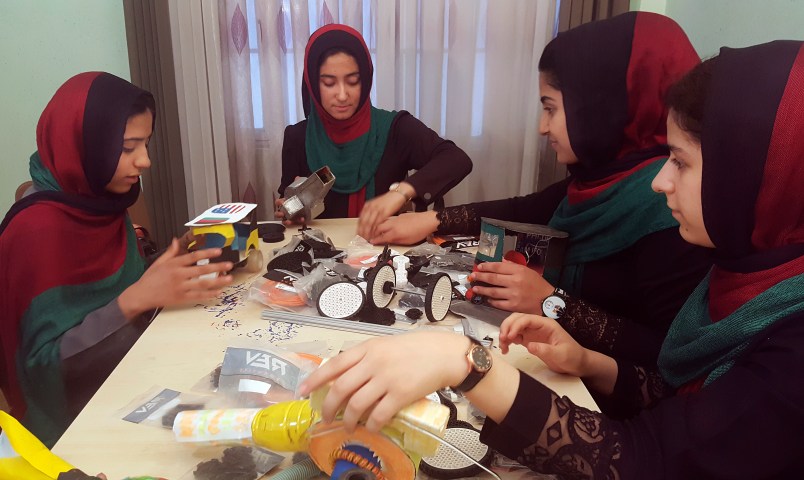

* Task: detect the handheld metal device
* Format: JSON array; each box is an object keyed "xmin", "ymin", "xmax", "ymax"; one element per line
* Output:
[{"xmin": 281, "ymin": 166, "xmax": 336, "ymax": 221}]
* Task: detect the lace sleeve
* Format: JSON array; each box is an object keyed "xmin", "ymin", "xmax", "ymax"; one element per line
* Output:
[
  {"xmin": 609, "ymin": 362, "xmax": 675, "ymax": 410},
  {"xmin": 558, "ymin": 295, "xmax": 666, "ymax": 364},
  {"xmin": 435, "ymin": 205, "xmax": 481, "ymax": 235},
  {"xmin": 480, "ymin": 372, "xmax": 624, "ymax": 478},
  {"xmin": 558, "ymin": 296, "xmax": 623, "ymax": 356}
]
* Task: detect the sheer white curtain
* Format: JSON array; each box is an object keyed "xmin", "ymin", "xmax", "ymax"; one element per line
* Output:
[{"xmin": 213, "ymin": 0, "xmax": 557, "ymax": 216}]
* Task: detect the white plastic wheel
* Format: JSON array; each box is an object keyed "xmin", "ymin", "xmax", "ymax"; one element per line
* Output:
[
  {"xmin": 317, "ymin": 282, "xmax": 365, "ymax": 319},
  {"xmin": 368, "ymin": 265, "xmax": 396, "ymax": 308},
  {"xmin": 425, "ymin": 274, "xmax": 453, "ymax": 322},
  {"xmin": 244, "ymin": 249, "xmax": 264, "ymax": 273}
]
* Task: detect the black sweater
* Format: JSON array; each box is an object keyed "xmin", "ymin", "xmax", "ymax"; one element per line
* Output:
[
  {"xmin": 480, "ymin": 311, "xmax": 804, "ymax": 479},
  {"xmin": 280, "ymin": 111, "xmax": 472, "ymax": 217}
]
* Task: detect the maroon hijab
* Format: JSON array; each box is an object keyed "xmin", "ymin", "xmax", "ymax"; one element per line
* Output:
[
  {"xmin": 301, "ymin": 23, "xmax": 373, "ymax": 144},
  {"xmin": 543, "ymin": 12, "xmax": 699, "ymax": 200},
  {"xmin": 700, "ymin": 42, "xmax": 804, "ymax": 320}
]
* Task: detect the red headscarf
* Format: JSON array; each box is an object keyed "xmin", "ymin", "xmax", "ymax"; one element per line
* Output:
[
  {"xmin": 301, "ymin": 24, "xmax": 374, "ymax": 144},
  {"xmin": 700, "ymin": 42, "xmax": 804, "ymax": 321},
  {"xmin": 543, "ymin": 12, "xmax": 700, "ymax": 202},
  {"xmin": 0, "ymin": 72, "xmax": 152, "ymax": 418}
]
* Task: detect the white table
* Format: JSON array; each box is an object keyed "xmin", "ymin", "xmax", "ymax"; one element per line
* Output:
[{"xmin": 52, "ymin": 218, "xmax": 597, "ymax": 479}]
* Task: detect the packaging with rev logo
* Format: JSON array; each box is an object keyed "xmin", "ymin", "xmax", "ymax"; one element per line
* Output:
[
  {"xmin": 197, "ymin": 345, "xmax": 321, "ymax": 408},
  {"xmin": 468, "ymin": 218, "xmax": 568, "ymax": 305},
  {"xmin": 118, "ymin": 386, "xmax": 214, "ymax": 429}
]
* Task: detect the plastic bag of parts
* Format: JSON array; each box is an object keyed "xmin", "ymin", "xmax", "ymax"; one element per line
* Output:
[
  {"xmin": 179, "ymin": 445, "xmax": 284, "ymax": 480},
  {"xmin": 194, "ymin": 345, "xmax": 321, "ymax": 408},
  {"xmin": 291, "ymin": 263, "xmax": 329, "ymax": 306},
  {"xmin": 317, "ymin": 258, "xmax": 367, "ymax": 280},
  {"xmin": 404, "ymin": 242, "xmax": 448, "ymax": 257},
  {"xmin": 118, "ymin": 386, "xmax": 216, "ymax": 430},
  {"xmin": 398, "ymin": 287, "xmax": 426, "ymax": 309},
  {"xmin": 271, "ymin": 235, "xmax": 302, "ymax": 257},
  {"xmin": 343, "ymin": 235, "xmax": 390, "ymax": 267},
  {"xmin": 248, "ymin": 276, "xmax": 306, "ymax": 310},
  {"xmin": 429, "ymin": 250, "xmax": 476, "ymax": 273},
  {"xmin": 271, "ymin": 230, "xmax": 341, "ymax": 261},
  {"xmin": 299, "ymin": 228, "xmax": 343, "ymax": 259}
]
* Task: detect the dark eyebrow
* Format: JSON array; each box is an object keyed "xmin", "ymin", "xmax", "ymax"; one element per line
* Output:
[
  {"xmin": 320, "ymin": 72, "xmax": 360, "ymax": 79},
  {"xmin": 540, "ymin": 95, "xmax": 555, "ymax": 104},
  {"xmin": 667, "ymin": 143, "xmax": 685, "ymax": 154}
]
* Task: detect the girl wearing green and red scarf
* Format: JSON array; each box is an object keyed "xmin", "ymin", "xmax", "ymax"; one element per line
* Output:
[
  {"xmin": 0, "ymin": 72, "xmax": 233, "ymax": 447},
  {"xmin": 370, "ymin": 13, "xmax": 712, "ymax": 367},
  {"xmin": 300, "ymin": 40, "xmax": 804, "ymax": 478},
  {"xmin": 276, "ymin": 24, "xmax": 473, "ymax": 237}
]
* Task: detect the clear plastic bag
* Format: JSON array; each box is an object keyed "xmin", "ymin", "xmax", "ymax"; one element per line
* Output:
[
  {"xmin": 248, "ymin": 276, "xmax": 306, "ymax": 309},
  {"xmin": 180, "ymin": 445, "xmax": 284, "ymax": 480},
  {"xmin": 118, "ymin": 386, "xmax": 216, "ymax": 429},
  {"xmin": 193, "ymin": 345, "xmax": 320, "ymax": 408},
  {"xmin": 343, "ymin": 235, "xmax": 381, "ymax": 267}
]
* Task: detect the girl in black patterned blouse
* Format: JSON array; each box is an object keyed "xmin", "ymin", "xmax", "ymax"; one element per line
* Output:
[
  {"xmin": 364, "ymin": 13, "xmax": 712, "ymax": 368},
  {"xmin": 301, "ymin": 41, "xmax": 804, "ymax": 479}
]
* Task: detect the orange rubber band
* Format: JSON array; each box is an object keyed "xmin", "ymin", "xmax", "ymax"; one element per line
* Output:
[{"xmin": 330, "ymin": 448, "xmax": 386, "ymax": 480}]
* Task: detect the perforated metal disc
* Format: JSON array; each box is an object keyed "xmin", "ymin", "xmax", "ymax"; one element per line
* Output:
[
  {"xmin": 367, "ymin": 265, "xmax": 395, "ymax": 308},
  {"xmin": 425, "ymin": 274, "xmax": 453, "ymax": 322},
  {"xmin": 420, "ymin": 423, "xmax": 492, "ymax": 479},
  {"xmin": 317, "ymin": 282, "xmax": 364, "ymax": 319}
]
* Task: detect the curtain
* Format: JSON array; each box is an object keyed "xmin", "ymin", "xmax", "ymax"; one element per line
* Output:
[
  {"xmin": 216, "ymin": 0, "xmax": 558, "ymax": 216},
  {"xmin": 558, "ymin": 0, "xmax": 630, "ymax": 31},
  {"xmin": 123, "ymin": 0, "xmax": 189, "ymax": 248}
]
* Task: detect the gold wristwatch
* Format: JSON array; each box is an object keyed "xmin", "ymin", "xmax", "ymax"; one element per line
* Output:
[{"xmin": 452, "ymin": 336, "xmax": 492, "ymax": 393}]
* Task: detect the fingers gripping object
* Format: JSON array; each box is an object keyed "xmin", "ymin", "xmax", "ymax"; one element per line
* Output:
[
  {"xmin": 467, "ymin": 218, "xmax": 568, "ymax": 306},
  {"xmin": 171, "ymin": 387, "xmax": 500, "ymax": 480}
]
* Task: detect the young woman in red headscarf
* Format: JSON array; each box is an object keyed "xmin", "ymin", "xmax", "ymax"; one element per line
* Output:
[
  {"xmin": 299, "ymin": 40, "xmax": 804, "ymax": 479},
  {"xmin": 0, "ymin": 72, "xmax": 233, "ymax": 446},
  {"xmin": 276, "ymin": 24, "xmax": 472, "ymax": 235},
  {"xmin": 371, "ymin": 13, "xmax": 712, "ymax": 369}
]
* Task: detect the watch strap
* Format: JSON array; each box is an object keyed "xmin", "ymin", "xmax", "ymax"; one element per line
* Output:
[{"xmin": 452, "ymin": 337, "xmax": 490, "ymax": 393}]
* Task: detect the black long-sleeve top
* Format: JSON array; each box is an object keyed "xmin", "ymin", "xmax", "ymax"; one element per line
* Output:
[
  {"xmin": 437, "ymin": 178, "xmax": 712, "ymax": 365},
  {"xmin": 279, "ymin": 111, "xmax": 473, "ymax": 217},
  {"xmin": 480, "ymin": 311, "xmax": 804, "ymax": 479}
]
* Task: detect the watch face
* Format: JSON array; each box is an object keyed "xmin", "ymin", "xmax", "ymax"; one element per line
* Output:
[
  {"xmin": 542, "ymin": 295, "xmax": 566, "ymax": 320},
  {"xmin": 470, "ymin": 345, "xmax": 492, "ymax": 372}
]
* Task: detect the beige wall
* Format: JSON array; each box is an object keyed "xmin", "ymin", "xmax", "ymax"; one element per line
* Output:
[{"xmin": 0, "ymin": 0, "xmax": 130, "ymax": 215}]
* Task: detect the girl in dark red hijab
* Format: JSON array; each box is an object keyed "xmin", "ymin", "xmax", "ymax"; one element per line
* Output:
[
  {"xmin": 0, "ymin": 72, "xmax": 232, "ymax": 446},
  {"xmin": 278, "ymin": 24, "xmax": 472, "ymax": 234},
  {"xmin": 371, "ymin": 12, "xmax": 711, "ymax": 368},
  {"xmin": 299, "ymin": 40, "xmax": 804, "ymax": 479}
]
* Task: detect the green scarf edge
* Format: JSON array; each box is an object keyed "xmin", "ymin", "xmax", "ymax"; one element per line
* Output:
[
  {"xmin": 18, "ymin": 218, "xmax": 144, "ymax": 447},
  {"xmin": 305, "ymin": 104, "xmax": 397, "ymax": 199},
  {"xmin": 544, "ymin": 158, "xmax": 677, "ymax": 292},
  {"xmin": 658, "ymin": 271, "xmax": 804, "ymax": 388},
  {"xmin": 29, "ymin": 152, "xmax": 61, "ymax": 192}
]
